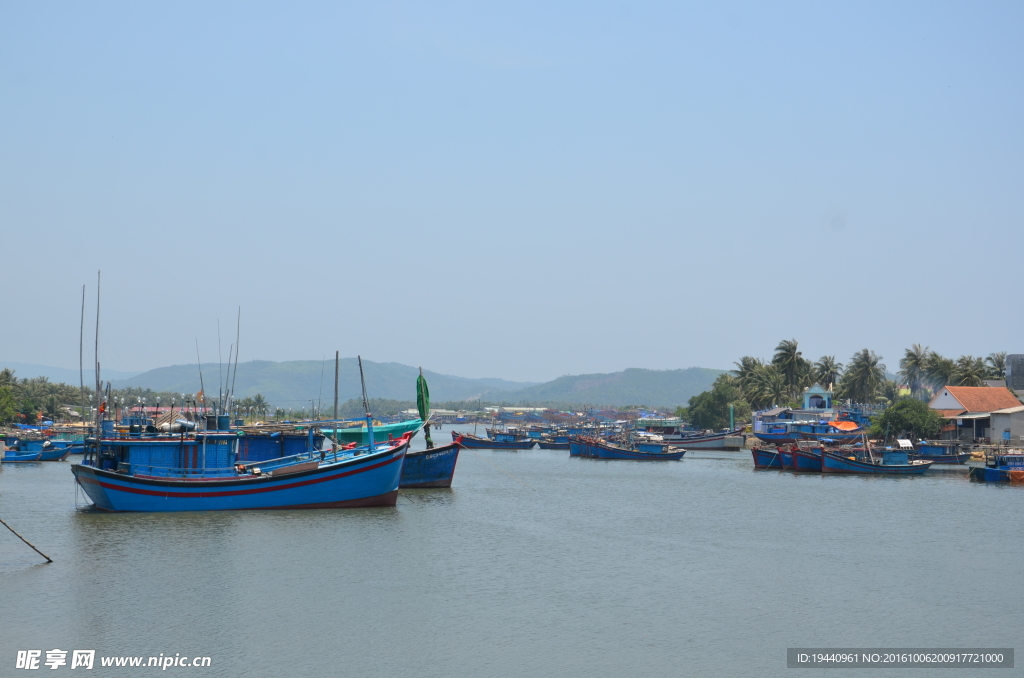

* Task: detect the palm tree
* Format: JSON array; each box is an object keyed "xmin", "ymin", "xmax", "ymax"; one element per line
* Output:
[
  {"xmin": 251, "ymin": 393, "xmax": 268, "ymax": 418},
  {"xmin": 812, "ymin": 356, "xmax": 843, "ymax": 390},
  {"xmin": 924, "ymin": 352, "xmax": 956, "ymax": 391},
  {"xmin": 744, "ymin": 364, "xmax": 790, "ymax": 409},
  {"xmin": 772, "ymin": 339, "xmax": 811, "ymax": 398},
  {"xmin": 879, "ymin": 379, "xmax": 903, "ymax": 405},
  {"xmin": 899, "ymin": 344, "xmax": 931, "ymax": 399},
  {"xmin": 986, "ymin": 352, "xmax": 1007, "ymax": 379},
  {"xmin": 838, "ymin": 349, "xmax": 886, "ymax": 404},
  {"xmin": 952, "ymin": 355, "xmax": 986, "ymax": 387}
]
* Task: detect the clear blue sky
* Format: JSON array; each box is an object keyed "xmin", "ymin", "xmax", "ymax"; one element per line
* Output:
[{"xmin": 1, "ymin": 1, "xmax": 1021, "ymax": 382}]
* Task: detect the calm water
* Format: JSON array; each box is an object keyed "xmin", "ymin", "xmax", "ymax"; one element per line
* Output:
[{"xmin": 2, "ymin": 425, "xmax": 1021, "ymax": 677}]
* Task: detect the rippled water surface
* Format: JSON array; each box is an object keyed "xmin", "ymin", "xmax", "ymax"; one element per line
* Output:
[{"xmin": 2, "ymin": 426, "xmax": 1021, "ymax": 676}]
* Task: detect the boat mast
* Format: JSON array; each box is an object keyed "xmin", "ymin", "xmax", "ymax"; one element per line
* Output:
[
  {"xmin": 79, "ymin": 284, "xmax": 85, "ymax": 424},
  {"xmin": 333, "ymin": 351, "xmax": 339, "ymax": 421},
  {"xmin": 93, "ymin": 271, "xmax": 101, "ymax": 434},
  {"xmin": 358, "ymin": 356, "xmax": 375, "ymax": 451}
]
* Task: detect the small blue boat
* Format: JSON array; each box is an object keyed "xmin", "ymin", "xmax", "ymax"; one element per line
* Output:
[
  {"xmin": 753, "ymin": 430, "xmax": 799, "ymax": 444},
  {"xmin": 399, "ymin": 441, "xmax": 461, "ymax": 488},
  {"xmin": 969, "ymin": 452, "xmax": 1024, "ymax": 483},
  {"xmin": 2, "ymin": 450, "xmax": 43, "ymax": 463},
  {"xmin": 587, "ymin": 439, "xmax": 685, "ymax": 461},
  {"xmin": 908, "ymin": 443, "xmax": 971, "ymax": 465},
  {"xmin": 751, "ymin": 447, "xmax": 784, "ymax": 469},
  {"xmin": 821, "ymin": 449, "xmax": 932, "ymax": 475},
  {"xmin": 537, "ymin": 440, "xmax": 570, "ymax": 450},
  {"xmin": 453, "ymin": 432, "xmax": 535, "ymax": 450}
]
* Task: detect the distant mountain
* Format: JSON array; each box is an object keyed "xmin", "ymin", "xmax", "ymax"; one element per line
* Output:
[
  {"xmin": 0, "ymin": 361, "xmax": 141, "ymax": 383},
  {"xmin": 110, "ymin": 359, "xmax": 537, "ymax": 407},
  {"xmin": 502, "ymin": 367, "xmax": 725, "ymax": 407}
]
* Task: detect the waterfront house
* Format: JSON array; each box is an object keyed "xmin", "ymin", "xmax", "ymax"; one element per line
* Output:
[{"xmin": 927, "ymin": 385, "xmax": 1024, "ymax": 442}]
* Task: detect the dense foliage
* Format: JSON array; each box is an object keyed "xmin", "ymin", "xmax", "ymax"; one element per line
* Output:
[
  {"xmin": 869, "ymin": 398, "xmax": 944, "ymax": 440},
  {"xmin": 683, "ymin": 374, "xmax": 750, "ymax": 430}
]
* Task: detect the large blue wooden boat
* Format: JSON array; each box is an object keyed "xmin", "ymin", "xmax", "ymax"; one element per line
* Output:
[
  {"xmin": 71, "ymin": 433, "xmax": 409, "ymax": 512},
  {"xmin": 751, "ymin": 447, "xmax": 784, "ymax": 469},
  {"xmin": 821, "ymin": 448, "xmax": 932, "ymax": 475},
  {"xmin": 452, "ymin": 432, "xmax": 535, "ymax": 450},
  {"xmin": 399, "ymin": 441, "xmax": 461, "ymax": 488}
]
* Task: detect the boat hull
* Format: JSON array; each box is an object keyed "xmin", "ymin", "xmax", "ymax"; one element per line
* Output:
[
  {"xmin": 821, "ymin": 451, "xmax": 932, "ymax": 475},
  {"xmin": 399, "ymin": 442, "xmax": 461, "ymax": 488},
  {"xmin": 753, "ymin": 432, "xmax": 799, "ymax": 444},
  {"xmin": 537, "ymin": 441, "xmax": 570, "ymax": 450},
  {"xmin": 791, "ymin": 449, "xmax": 823, "ymax": 472},
  {"xmin": 592, "ymin": 440, "xmax": 684, "ymax": 461},
  {"xmin": 453, "ymin": 433, "xmax": 535, "ymax": 450},
  {"xmin": 2, "ymin": 452, "xmax": 43, "ymax": 463},
  {"xmin": 751, "ymin": 448, "xmax": 783, "ymax": 469},
  {"xmin": 908, "ymin": 452, "xmax": 972, "ymax": 465},
  {"xmin": 71, "ymin": 444, "xmax": 407, "ymax": 512}
]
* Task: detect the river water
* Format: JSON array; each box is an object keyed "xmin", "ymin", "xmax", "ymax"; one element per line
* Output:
[{"xmin": 1, "ymin": 425, "xmax": 1021, "ymax": 676}]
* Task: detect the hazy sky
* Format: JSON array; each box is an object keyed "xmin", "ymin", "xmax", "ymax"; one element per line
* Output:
[{"xmin": 2, "ymin": 1, "xmax": 1021, "ymax": 383}]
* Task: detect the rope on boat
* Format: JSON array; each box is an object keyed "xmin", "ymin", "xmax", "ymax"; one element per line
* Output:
[{"xmin": 0, "ymin": 517, "xmax": 53, "ymax": 563}]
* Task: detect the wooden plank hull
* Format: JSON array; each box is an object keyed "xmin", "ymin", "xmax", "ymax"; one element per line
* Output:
[
  {"xmin": 791, "ymin": 448, "xmax": 823, "ymax": 472},
  {"xmin": 751, "ymin": 448, "xmax": 783, "ymax": 469},
  {"xmin": 400, "ymin": 442, "xmax": 461, "ymax": 488},
  {"xmin": 71, "ymin": 443, "xmax": 408, "ymax": 512},
  {"xmin": 822, "ymin": 451, "xmax": 932, "ymax": 475},
  {"xmin": 452, "ymin": 432, "xmax": 535, "ymax": 449}
]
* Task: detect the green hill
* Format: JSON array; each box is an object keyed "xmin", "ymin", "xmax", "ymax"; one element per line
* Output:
[
  {"xmin": 503, "ymin": 367, "xmax": 725, "ymax": 407},
  {"xmin": 111, "ymin": 359, "xmax": 536, "ymax": 409}
]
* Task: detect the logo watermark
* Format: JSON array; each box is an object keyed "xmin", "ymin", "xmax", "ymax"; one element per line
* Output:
[{"xmin": 15, "ymin": 650, "xmax": 211, "ymax": 670}]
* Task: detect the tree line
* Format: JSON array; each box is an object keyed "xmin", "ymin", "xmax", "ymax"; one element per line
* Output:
[{"xmin": 679, "ymin": 341, "xmax": 1007, "ymax": 431}]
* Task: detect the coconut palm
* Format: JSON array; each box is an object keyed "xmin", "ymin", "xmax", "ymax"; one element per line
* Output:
[
  {"xmin": 812, "ymin": 356, "xmax": 843, "ymax": 390},
  {"xmin": 744, "ymin": 364, "xmax": 791, "ymax": 410},
  {"xmin": 952, "ymin": 355, "xmax": 987, "ymax": 387},
  {"xmin": 772, "ymin": 339, "xmax": 811, "ymax": 398},
  {"xmin": 838, "ymin": 349, "xmax": 886, "ymax": 404},
  {"xmin": 899, "ymin": 344, "xmax": 931, "ymax": 399},
  {"xmin": 986, "ymin": 352, "xmax": 1007, "ymax": 379},
  {"xmin": 924, "ymin": 352, "xmax": 956, "ymax": 391},
  {"xmin": 251, "ymin": 393, "xmax": 268, "ymax": 418}
]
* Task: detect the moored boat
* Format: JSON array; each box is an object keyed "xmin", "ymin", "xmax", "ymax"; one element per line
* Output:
[
  {"xmin": 452, "ymin": 432, "xmax": 535, "ymax": 449},
  {"xmin": 968, "ymin": 452, "xmax": 1024, "ymax": 483},
  {"xmin": 400, "ymin": 441, "xmax": 461, "ymax": 488},
  {"xmin": 2, "ymin": 450, "xmax": 43, "ymax": 463},
  {"xmin": 821, "ymin": 448, "xmax": 932, "ymax": 475},
  {"xmin": 751, "ymin": 447, "xmax": 784, "ymax": 469},
  {"xmin": 587, "ymin": 438, "xmax": 685, "ymax": 461},
  {"xmin": 791, "ymin": 446, "xmax": 823, "ymax": 472}
]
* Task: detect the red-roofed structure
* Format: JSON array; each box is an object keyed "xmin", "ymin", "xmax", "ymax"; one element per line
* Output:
[{"xmin": 928, "ymin": 386, "xmax": 1024, "ymax": 442}]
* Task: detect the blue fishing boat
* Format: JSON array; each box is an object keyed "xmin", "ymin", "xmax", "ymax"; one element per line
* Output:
[
  {"xmin": 969, "ymin": 452, "xmax": 1024, "ymax": 483},
  {"xmin": 751, "ymin": 447, "xmax": 784, "ymax": 469},
  {"xmin": 908, "ymin": 442, "xmax": 972, "ymax": 465},
  {"xmin": 586, "ymin": 438, "xmax": 685, "ymax": 461},
  {"xmin": 537, "ymin": 439, "xmax": 570, "ymax": 450},
  {"xmin": 821, "ymin": 448, "xmax": 932, "ymax": 475},
  {"xmin": 3, "ymin": 450, "xmax": 43, "ymax": 463},
  {"xmin": 399, "ymin": 441, "xmax": 461, "ymax": 488},
  {"xmin": 752, "ymin": 429, "xmax": 799, "ymax": 444},
  {"xmin": 791, "ymin": 446, "xmax": 823, "ymax": 472},
  {"xmin": 453, "ymin": 432, "xmax": 535, "ymax": 450},
  {"xmin": 568, "ymin": 438, "xmax": 586, "ymax": 457}
]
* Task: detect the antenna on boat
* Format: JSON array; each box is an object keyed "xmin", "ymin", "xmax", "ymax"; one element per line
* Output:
[
  {"xmin": 94, "ymin": 271, "xmax": 101, "ymax": 435},
  {"xmin": 195, "ymin": 338, "xmax": 207, "ymax": 424},
  {"xmin": 333, "ymin": 351, "xmax": 339, "ymax": 422},
  {"xmin": 229, "ymin": 307, "xmax": 240, "ymax": 412},
  {"xmin": 358, "ymin": 356, "xmax": 375, "ymax": 451},
  {"xmin": 217, "ymin": 319, "xmax": 223, "ymax": 416}
]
